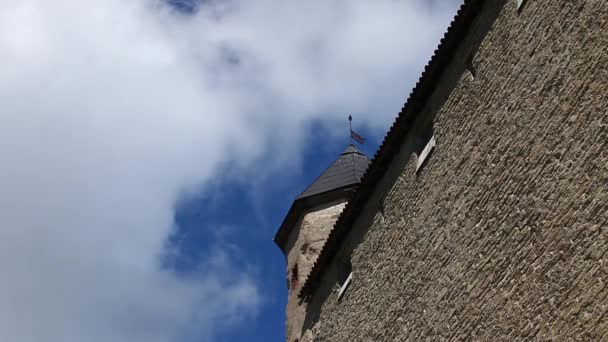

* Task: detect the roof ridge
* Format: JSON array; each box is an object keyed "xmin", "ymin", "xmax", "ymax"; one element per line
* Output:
[
  {"xmin": 296, "ymin": 146, "xmax": 370, "ymax": 200},
  {"xmin": 341, "ymin": 144, "xmax": 365, "ymax": 155}
]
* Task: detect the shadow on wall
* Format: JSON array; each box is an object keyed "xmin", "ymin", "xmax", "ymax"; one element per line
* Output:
[{"xmin": 297, "ymin": 0, "xmax": 507, "ymax": 339}]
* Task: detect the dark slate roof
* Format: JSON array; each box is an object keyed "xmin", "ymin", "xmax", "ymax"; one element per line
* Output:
[
  {"xmin": 297, "ymin": 145, "xmax": 370, "ymax": 200},
  {"xmin": 273, "ymin": 145, "xmax": 370, "ymax": 254},
  {"xmin": 299, "ymin": 0, "xmax": 485, "ymax": 299}
]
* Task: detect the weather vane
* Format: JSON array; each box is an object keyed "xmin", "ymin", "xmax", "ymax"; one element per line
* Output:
[{"xmin": 348, "ymin": 115, "xmax": 365, "ymax": 145}]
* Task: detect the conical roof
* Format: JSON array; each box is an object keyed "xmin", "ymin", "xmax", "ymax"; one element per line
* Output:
[
  {"xmin": 274, "ymin": 144, "xmax": 370, "ymax": 253},
  {"xmin": 297, "ymin": 145, "xmax": 370, "ymax": 200}
]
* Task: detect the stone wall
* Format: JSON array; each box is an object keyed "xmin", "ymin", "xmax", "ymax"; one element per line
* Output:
[
  {"xmin": 284, "ymin": 199, "xmax": 347, "ymax": 342},
  {"xmin": 301, "ymin": 0, "xmax": 608, "ymax": 340}
]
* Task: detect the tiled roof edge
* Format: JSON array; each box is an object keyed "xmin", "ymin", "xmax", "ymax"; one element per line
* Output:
[
  {"xmin": 299, "ymin": 0, "xmax": 485, "ymax": 299},
  {"xmin": 273, "ymin": 183, "xmax": 359, "ymax": 252}
]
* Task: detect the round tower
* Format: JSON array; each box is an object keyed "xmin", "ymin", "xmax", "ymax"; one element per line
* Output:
[{"xmin": 274, "ymin": 145, "xmax": 370, "ymax": 342}]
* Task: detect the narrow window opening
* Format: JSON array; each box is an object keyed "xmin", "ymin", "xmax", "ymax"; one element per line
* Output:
[
  {"xmin": 378, "ymin": 197, "xmax": 386, "ymax": 219},
  {"xmin": 291, "ymin": 264, "xmax": 299, "ymax": 290},
  {"xmin": 416, "ymin": 136, "xmax": 436, "ymax": 173},
  {"xmin": 516, "ymin": 0, "xmax": 527, "ymax": 13},
  {"xmin": 414, "ymin": 125, "xmax": 434, "ymax": 156},
  {"xmin": 414, "ymin": 125, "xmax": 435, "ymax": 173},
  {"xmin": 466, "ymin": 54, "xmax": 476, "ymax": 80},
  {"xmin": 337, "ymin": 259, "xmax": 352, "ymax": 301}
]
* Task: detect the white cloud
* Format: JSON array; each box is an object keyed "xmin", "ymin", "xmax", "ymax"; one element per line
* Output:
[{"xmin": 0, "ymin": 0, "xmax": 460, "ymax": 341}]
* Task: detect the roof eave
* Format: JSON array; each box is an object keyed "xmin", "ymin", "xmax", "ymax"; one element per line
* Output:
[{"xmin": 273, "ymin": 183, "xmax": 360, "ymax": 254}]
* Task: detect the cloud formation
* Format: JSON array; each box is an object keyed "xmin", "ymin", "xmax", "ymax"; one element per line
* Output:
[{"xmin": 0, "ymin": 0, "xmax": 460, "ymax": 341}]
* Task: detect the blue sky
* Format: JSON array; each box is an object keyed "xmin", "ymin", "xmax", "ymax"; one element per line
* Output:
[
  {"xmin": 0, "ymin": 0, "xmax": 460, "ymax": 341},
  {"xmin": 171, "ymin": 120, "xmax": 382, "ymax": 341}
]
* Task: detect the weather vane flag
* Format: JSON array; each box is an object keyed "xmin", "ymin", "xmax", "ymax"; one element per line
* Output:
[{"xmin": 348, "ymin": 115, "xmax": 365, "ymax": 144}]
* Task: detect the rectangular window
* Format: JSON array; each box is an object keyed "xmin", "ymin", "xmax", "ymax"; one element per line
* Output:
[
  {"xmin": 337, "ymin": 258, "xmax": 352, "ymax": 302},
  {"xmin": 337, "ymin": 272, "xmax": 352, "ymax": 301},
  {"xmin": 516, "ymin": 0, "xmax": 526, "ymax": 12},
  {"xmin": 416, "ymin": 135, "xmax": 436, "ymax": 173},
  {"xmin": 291, "ymin": 264, "xmax": 299, "ymax": 290}
]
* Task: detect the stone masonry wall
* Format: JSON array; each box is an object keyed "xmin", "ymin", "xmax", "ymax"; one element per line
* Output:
[
  {"xmin": 301, "ymin": 0, "xmax": 608, "ymax": 340},
  {"xmin": 284, "ymin": 199, "xmax": 347, "ymax": 342}
]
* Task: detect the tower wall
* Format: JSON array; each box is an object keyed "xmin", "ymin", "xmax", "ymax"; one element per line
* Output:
[
  {"xmin": 300, "ymin": 0, "xmax": 608, "ymax": 340},
  {"xmin": 284, "ymin": 199, "xmax": 346, "ymax": 342}
]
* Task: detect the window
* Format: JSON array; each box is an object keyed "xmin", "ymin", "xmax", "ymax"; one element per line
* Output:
[
  {"xmin": 516, "ymin": 0, "xmax": 527, "ymax": 12},
  {"xmin": 466, "ymin": 54, "xmax": 476, "ymax": 80},
  {"xmin": 337, "ymin": 259, "xmax": 352, "ymax": 301},
  {"xmin": 416, "ymin": 135, "xmax": 436, "ymax": 173},
  {"xmin": 291, "ymin": 264, "xmax": 299, "ymax": 290}
]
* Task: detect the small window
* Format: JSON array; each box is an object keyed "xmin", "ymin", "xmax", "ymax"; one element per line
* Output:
[
  {"xmin": 466, "ymin": 54, "xmax": 476, "ymax": 80},
  {"xmin": 416, "ymin": 135, "xmax": 436, "ymax": 173},
  {"xmin": 337, "ymin": 259, "xmax": 352, "ymax": 301},
  {"xmin": 378, "ymin": 196, "xmax": 386, "ymax": 218},
  {"xmin": 516, "ymin": 0, "xmax": 527, "ymax": 12},
  {"xmin": 291, "ymin": 264, "xmax": 299, "ymax": 290},
  {"xmin": 414, "ymin": 125, "xmax": 434, "ymax": 156}
]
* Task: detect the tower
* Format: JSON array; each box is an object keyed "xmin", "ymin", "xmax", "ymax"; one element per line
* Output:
[{"xmin": 274, "ymin": 145, "xmax": 370, "ymax": 342}]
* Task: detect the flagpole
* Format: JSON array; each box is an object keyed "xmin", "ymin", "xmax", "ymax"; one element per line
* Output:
[
  {"xmin": 348, "ymin": 115, "xmax": 356, "ymax": 181},
  {"xmin": 348, "ymin": 115, "xmax": 353, "ymax": 146}
]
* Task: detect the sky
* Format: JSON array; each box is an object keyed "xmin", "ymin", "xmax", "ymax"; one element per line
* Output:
[{"xmin": 0, "ymin": 0, "xmax": 461, "ymax": 341}]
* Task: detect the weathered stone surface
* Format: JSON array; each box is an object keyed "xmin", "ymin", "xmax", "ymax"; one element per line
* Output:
[
  {"xmin": 297, "ymin": 0, "xmax": 608, "ymax": 341},
  {"xmin": 285, "ymin": 200, "xmax": 347, "ymax": 342}
]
